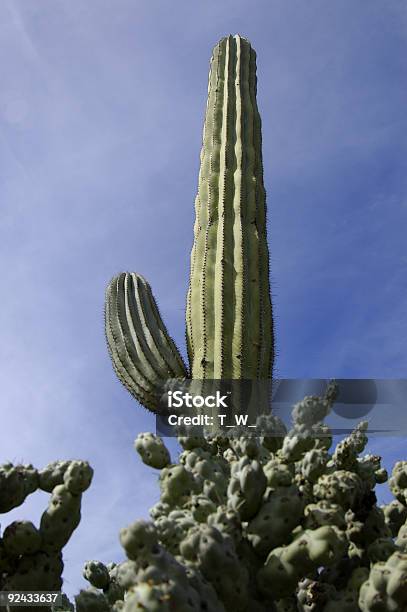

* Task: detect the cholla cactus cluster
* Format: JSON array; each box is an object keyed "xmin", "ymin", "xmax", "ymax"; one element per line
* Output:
[
  {"xmin": 2, "ymin": 393, "xmax": 407, "ymax": 611},
  {"xmin": 0, "ymin": 460, "xmax": 93, "ymax": 611},
  {"xmin": 74, "ymin": 383, "xmax": 407, "ymax": 611}
]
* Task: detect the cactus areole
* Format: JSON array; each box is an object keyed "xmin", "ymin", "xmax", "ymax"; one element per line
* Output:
[{"xmin": 105, "ymin": 35, "xmax": 274, "ymax": 415}]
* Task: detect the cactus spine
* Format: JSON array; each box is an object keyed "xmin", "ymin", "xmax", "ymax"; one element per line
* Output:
[{"xmin": 105, "ymin": 35, "xmax": 274, "ymax": 412}]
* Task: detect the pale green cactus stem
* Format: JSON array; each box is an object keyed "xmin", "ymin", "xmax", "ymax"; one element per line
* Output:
[
  {"xmin": 187, "ymin": 34, "xmax": 273, "ymax": 380},
  {"xmin": 105, "ymin": 272, "xmax": 188, "ymax": 412},
  {"xmin": 105, "ymin": 34, "xmax": 274, "ymax": 413}
]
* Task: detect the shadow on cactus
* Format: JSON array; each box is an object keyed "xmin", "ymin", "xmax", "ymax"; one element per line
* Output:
[{"xmin": 1, "ymin": 35, "xmax": 407, "ymax": 612}]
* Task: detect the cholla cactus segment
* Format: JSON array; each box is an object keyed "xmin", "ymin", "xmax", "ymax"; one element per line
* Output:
[
  {"xmin": 63, "ymin": 460, "xmax": 93, "ymax": 494},
  {"xmin": 39, "ymin": 484, "xmax": 82, "ymax": 552},
  {"xmin": 119, "ymin": 520, "xmax": 159, "ymax": 561},
  {"xmin": 332, "ymin": 421, "xmax": 368, "ymax": 470},
  {"xmin": 299, "ymin": 448, "xmax": 329, "ymax": 483},
  {"xmin": 180, "ymin": 445, "xmax": 228, "ymax": 482},
  {"xmin": 280, "ymin": 426, "xmax": 316, "ymax": 462},
  {"xmin": 51, "ymin": 593, "xmax": 75, "ymax": 611},
  {"xmin": 389, "ymin": 460, "xmax": 407, "ymax": 505},
  {"xmin": 180, "ymin": 524, "xmax": 249, "ymax": 611},
  {"xmin": 396, "ymin": 521, "xmax": 407, "ymax": 552},
  {"xmin": 366, "ymin": 537, "xmax": 397, "ymax": 563},
  {"xmin": 313, "ymin": 422, "xmax": 333, "ymax": 451},
  {"xmin": 135, "ymin": 546, "xmax": 190, "ymax": 591},
  {"xmin": 227, "ymin": 457, "xmax": 267, "ymax": 520},
  {"xmin": 207, "ymin": 505, "xmax": 242, "ymax": 543},
  {"xmin": 291, "ymin": 395, "xmax": 332, "ymax": 428},
  {"xmin": 274, "ymin": 599, "xmax": 298, "ymax": 612},
  {"xmin": 278, "ymin": 388, "xmax": 337, "ymax": 464},
  {"xmin": 2, "ymin": 550, "xmax": 64, "ymax": 591},
  {"xmin": 124, "ymin": 574, "xmax": 211, "ymax": 612},
  {"xmin": 257, "ymin": 413, "xmax": 287, "ymax": 452},
  {"xmin": 361, "ymin": 507, "xmax": 391, "ymax": 544},
  {"xmin": 296, "ymin": 578, "xmax": 336, "ymax": 611},
  {"xmin": 104, "ymin": 580, "xmax": 125, "ymax": 607},
  {"xmin": 114, "ymin": 560, "xmax": 139, "ymax": 590},
  {"xmin": 257, "ymin": 526, "xmax": 347, "ymax": 600},
  {"xmin": 323, "ymin": 567, "xmax": 370, "ymax": 612},
  {"xmin": 186, "ymin": 494, "xmax": 217, "ymax": 522},
  {"xmin": 186, "ymin": 34, "xmax": 273, "ymax": 380},
  {"xmin": 134, "ymin": 433, "xmax": 171, "ymax": 469},
  {"xmin": 117, "ymin": 524, "xmax": 224, "ymax": 612},
  {"xmin": 38, "ymin": 460, "xmax": 74, "ymax": 492},
  {"xmin": 229, "ymin": 435, "xmax": 260, "ymax": 459},
  {"xmin": 149, "ymin": 500, "xmax": 171, "ymax": 521},
  {"xmin": 356, "ymin": 454, "xmax": 387, "ymax": 489},
  {"xmin": 120, "ymin": 582, "xmax": 177, "ymax": 612},
  {"xmin": 303, "ymin": 501, "xmax": 347, "ymax": 530},
  {"xmin": 177, "ymin": 434, "xmax": 213, "ymax": 452},
  {"xmin": 0, "ymin": 538, "xmax": 16, "ymax": 574},
  {"xmin": 358, "ymin": 551, "xmax": 407, "ymax": 611},
  {"xmin": 263, "ymin": 457, "xmax": 294, "ymax": 488},
  {"xmin": 383, "ymin": 499, "xmax": 407, "ymax": 536},
  {"xmin": 83, "ymin": 560, "xmax": 110, "ymax": 589},
  {"xmin": 159, "ymin": 464, "xmax": 200, "ymax": 506},
  {"xmin": 184, "ymin": 565, "xmax": 226, "ymax": 612},
  {"xmin": 105, "ymin": 272, "xmax": 188, "ymax": 412},
  {"xmin": 0, "ymin": 462, "xmax": 38, "ymax": 512},
  {"xmin": 246, "ymin": 484, "xmax": 304, "ymax": 556},
  {"xmin": 2, "ymin": 520, "xmax": 41, "ymax": 556},
  {"xmin": 313, "ymin": 470, "xmax": 363, "ymax": 509},
  {"xmin": 75, "ymin": 588, "xmax": 111, "ymax": 612},
  {"xmin": 154, "ymin": 509, "xmax": 195, "ymax": 554}
]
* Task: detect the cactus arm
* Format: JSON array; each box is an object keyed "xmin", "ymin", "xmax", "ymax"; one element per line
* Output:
[
  {"xmin": 105, "ymin": 272, "xmax": 188, "ymax": 412},
  {"xmin": 105, "ymin": 274, "xmax": 160, "ymax": 410},
  {"xmin": 186, "ymin": 35, "xmax": 274, "ymax": 380}
]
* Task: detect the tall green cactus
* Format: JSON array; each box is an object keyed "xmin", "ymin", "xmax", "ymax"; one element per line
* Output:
[
  {"xmin": 105, "ymin": 35, "xmax": 274, "ymax": 412},
  {"xmin": 187, "ymin": 34, "xmax": 273, "ymax": 380}
]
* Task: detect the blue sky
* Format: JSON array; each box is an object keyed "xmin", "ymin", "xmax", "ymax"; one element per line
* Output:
[{"xmin": 1, "ymin": 0, "xmax": 406, "ymax": 599}]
